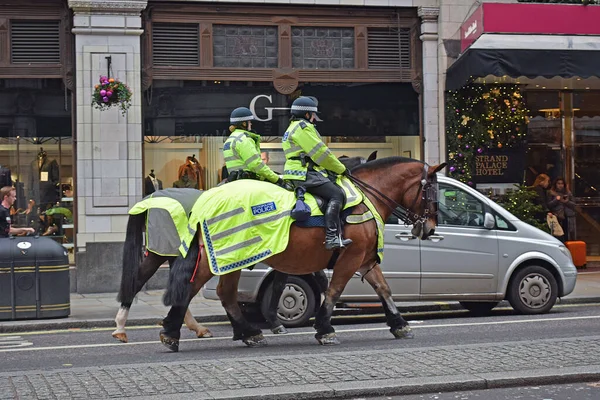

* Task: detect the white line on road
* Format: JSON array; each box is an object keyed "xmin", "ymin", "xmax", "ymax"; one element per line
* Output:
[
  {"xmin": 0, "ymin": 336, "xmax": 33, "ymax": 349},
  {"xmin": 1, "ymin": 314, "xmax": 600, "ymax": 353}
]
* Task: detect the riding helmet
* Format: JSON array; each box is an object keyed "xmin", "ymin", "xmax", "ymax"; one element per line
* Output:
[
  {"xmin": 230, "ymin": 107, "xmax": 255, "ymax": 124},
  {"xmin": 291, "ymin": 96, "xmax": 319, "ymax": 118}
]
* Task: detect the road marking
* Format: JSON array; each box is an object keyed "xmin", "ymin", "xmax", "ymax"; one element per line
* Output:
[
  {"xmin": 1, "ymin": 314, "xmax": 600, "ymax": 353},
  {"xmin": 2, "ymin": 302, "xmax": 600, "ymax": 337},
  {"xmin": 0, "ymin": 336, "xmax": 33, "ymax": 349}
]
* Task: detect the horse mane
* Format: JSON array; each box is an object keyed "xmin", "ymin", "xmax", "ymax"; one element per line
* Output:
[{"xmin": 352, "ymin": 156, "xmax": 422, "ymax": 173}]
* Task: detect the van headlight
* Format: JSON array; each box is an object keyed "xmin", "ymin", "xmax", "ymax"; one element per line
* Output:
[{"xmin": 558, "ymin": 245, "xmax": 572, "ymax": 261}]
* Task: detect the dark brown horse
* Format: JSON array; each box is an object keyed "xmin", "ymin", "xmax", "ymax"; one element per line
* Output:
[
  {"xmin": 160, "ymin": 157, "xmax": 446, "ymax": 351},
  {"xmin": 113, "ymin": 152, "xmax": 378, "ymax": 343}
]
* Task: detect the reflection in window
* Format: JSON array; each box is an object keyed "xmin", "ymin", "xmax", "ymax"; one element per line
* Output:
[
  {"xmin": 524, "ymin": 91, "xmax": 563, "ymax": 185},
  {"xmin": 213, "ymin": 25, "xmax": 278, "ymax": 68},
  {"xmin": 437, "ymin": 184, "xmax": 485, "ymax": 227},
  {"xmin": 573, "ymin": 92, "xmax": 600, "ymax": 198},
  {"xmin": 291, "ymin": 27, "xmax": 354, "ymax": 69}
]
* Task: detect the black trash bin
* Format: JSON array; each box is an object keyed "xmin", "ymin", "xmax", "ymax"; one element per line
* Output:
[{"xmin": 0, "ymin": 236, "xmax": 70, "ymax": 320}]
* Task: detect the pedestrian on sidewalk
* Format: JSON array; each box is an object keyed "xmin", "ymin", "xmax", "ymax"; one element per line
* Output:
[{"xmin": 547, "ymin": 177, "xmax": 576, "ymax": 242}]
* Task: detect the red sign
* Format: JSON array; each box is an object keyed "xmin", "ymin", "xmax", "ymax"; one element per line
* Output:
[
  {"xmin": 459, "ymin": 3, "xmax": 600, "ymax": 52},
  {"xmin": 460, "ymin": 5, "xmax": 484, "ymax": 52}
]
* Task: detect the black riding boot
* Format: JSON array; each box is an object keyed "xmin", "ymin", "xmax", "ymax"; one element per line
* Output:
[{"xmin": 324, "ymin": 200, "xmax": 352, "ymax": 250}]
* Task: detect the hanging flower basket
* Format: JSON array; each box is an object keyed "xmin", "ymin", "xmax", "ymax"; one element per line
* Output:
[{"xmin": 91, "ymin": 75, "xmax": 132, "ymax": 115}]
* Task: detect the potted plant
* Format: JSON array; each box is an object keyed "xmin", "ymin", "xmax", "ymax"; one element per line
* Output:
[{"xmin": 91, "ymin": 75, "xmax": 132, "ymax": 115}]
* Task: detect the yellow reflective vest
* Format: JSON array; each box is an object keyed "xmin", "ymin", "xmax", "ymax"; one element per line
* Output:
[
  {"xmin": 281, "ymin": 119, "xmax": 346, "ymax": 181},
  {"xmin": 223, "ymin": 129, "xmax": 279, "ymax": 184}
]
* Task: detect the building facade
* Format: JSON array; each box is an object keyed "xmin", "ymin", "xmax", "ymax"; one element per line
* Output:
[{"xmin": 1, "ymin": 0, "xmax": 597, "ymax": 293}]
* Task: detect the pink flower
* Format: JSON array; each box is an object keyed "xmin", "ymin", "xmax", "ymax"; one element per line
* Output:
[
  {"xmin": 102, "ymin": 96, "xmax": 109, "ymax": 102},
  {"xmin": 106, "ymin": 91, "xmax": 113, "ymax": 97},
  {"xmin": 100, "ymin": 90, "xmax": 107, "ymax": 96}
]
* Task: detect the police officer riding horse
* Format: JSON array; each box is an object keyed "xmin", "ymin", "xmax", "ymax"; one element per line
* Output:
[
  {"xmin": 282, "ymin": 96, "xmax": 352, "ymax": 250},
  {"xmin": 224, "ymin": 107, "xmax": 291, "ymax": 190}
]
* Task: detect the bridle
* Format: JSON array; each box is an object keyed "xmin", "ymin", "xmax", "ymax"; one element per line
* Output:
[{"xmin": 346, "ymin": 163, "xmax": 438, "ymax": 226}]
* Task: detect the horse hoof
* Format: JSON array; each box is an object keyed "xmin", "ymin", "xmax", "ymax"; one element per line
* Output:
[
  {"xmin": 111, "ymin": 331, "xmax": 128, "ymax": 343},
  {"xmin": 159, "ymin": 332, "xmax": 180, "ymax": 352},
  {"xmin": 316, "ymin": 333, "xmax": 340, "ymax": 345},
  {"xmin": 271, "ymin": 325, "xmax": 288, "ymax": 334},
  {"xmin": 392, "ymin": 326, "xmax": 414, "ymax": 339},
  {"xmin": 243, "ymin": 334, "xmax": 268, "ymax": 347},
  {"xmin": 195, "ymin": 328, "xmax": 213, "ymax": 338}
]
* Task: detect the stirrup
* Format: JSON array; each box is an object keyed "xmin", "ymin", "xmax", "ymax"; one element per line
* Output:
[{"xmin": 325, "ymin": 236, "xmax": 352, "ymax": 250}]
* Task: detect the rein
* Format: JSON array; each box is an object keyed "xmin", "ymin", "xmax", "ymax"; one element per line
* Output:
[{"xmin": 346, "ymin": 164, "xmax": 433, "ymax": 225}]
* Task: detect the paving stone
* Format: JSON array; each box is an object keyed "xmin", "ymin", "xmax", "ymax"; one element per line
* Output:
[{"xmin": 2, "ymin": 337, "xmax": 600, "ymax": 399}]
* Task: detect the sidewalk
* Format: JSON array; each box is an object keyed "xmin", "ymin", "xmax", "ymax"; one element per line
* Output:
[
  {"xmin": 2, "ymin": 336, "xmax": 600, "ymax": 399},
  {"xmin": 1, "ymin": 268, "xmax": 600, "ymax": 333}
]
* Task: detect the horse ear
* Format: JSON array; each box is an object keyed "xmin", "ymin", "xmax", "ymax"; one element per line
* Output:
[
  {"xmin": 429, "ymin": 163, "xmax": 448, "ymax": 176},
  {"xmin": 367, "ymin": 151, "xmax": 378, "ymax": 162}
]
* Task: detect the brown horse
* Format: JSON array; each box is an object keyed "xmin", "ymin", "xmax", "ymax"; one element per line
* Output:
[
  {"xmin": 159, "ymin": 157, "xmax": 446, "ymax": 351},
  {"xmin": 113, "ymin": 153, "xmax": 378, "ymax": 343}
]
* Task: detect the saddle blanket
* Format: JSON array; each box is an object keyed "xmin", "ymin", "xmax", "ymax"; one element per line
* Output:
[
  {"xmin": 180, "ymin": 178, "xmax": 384, "ymax": 276},
  {"xmin": 128, "ymin": 188, "xmax": 202, "ymax": 257}
]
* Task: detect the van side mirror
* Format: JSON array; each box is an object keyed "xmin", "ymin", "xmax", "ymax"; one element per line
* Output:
[{"xmin": 484, "ymin": 212, "xmax": 495, "ymax": 230}]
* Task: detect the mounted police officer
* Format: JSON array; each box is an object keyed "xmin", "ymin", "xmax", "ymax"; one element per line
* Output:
[
  {"xmin": 282, "ymin": 97, "xmax": 352, "ymax": 250},
  {"xmin": 224, "ymin": 107, "xmax": 288, "ymax": 188}
]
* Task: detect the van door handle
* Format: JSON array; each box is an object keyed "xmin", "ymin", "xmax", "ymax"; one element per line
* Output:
[
  {"xmin": 427, "ymin": 234, "xmax": 444, "ymax": 242},
  {"xmin": 395, "ymin": 232, "xmax": 416, "ymax": 241}
]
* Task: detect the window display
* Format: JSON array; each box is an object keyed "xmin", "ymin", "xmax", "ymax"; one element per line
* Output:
[{"xmin": 0, "ymin": 79, "xmax": 74, "ymax": 262}]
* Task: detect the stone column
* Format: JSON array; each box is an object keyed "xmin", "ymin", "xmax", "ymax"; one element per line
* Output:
[
  {"xmin": 68, "ymin": 0, "xmax": 147, "ymax": 292},
  {"xmin": 418, "ymin": 6, "xmax": 441, "ymax": 166}
]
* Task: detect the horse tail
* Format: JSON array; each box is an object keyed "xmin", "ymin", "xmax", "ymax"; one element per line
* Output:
[
  {"xmin": 163, "ymin": 232, "xmax": 199, "ymax": 306},
  {"xmin": 117, "ymin": 212, "xmax": 146, "ymax": 304}
]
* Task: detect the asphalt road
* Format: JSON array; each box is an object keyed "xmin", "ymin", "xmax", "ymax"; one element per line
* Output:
[{"xmin": 1, "ymin": 303, "xmax": 600, "ymax": 374}]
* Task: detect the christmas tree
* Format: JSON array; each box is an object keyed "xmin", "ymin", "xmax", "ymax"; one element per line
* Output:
[{"xmin": 495, "ymin": 185, "xmax": 548, "ymax": 232}]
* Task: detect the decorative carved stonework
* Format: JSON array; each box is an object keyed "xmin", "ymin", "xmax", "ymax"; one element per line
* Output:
[
  {"xmin": 68, "ymin": 0, "xmax": 148, "ymax": 13},
  {"xmin": 273, "ymin": 69, "xmax": 299, "ymax": 95},
  {"xmin": 417, "ymin": 6, "xmax": 439, "ymax": 21},
  {"xmin": 411, "ymin": 80, "xmax": 422, "ymax": 95}
]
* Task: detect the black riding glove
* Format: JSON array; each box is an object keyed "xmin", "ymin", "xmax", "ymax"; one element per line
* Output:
[
  {"xmin": 342, "ymin": 169, "xmax": 352, "ymax": 177},
  {"xmin": 277, "ymin": 178, "xmax": 294, "ymax": 191}
]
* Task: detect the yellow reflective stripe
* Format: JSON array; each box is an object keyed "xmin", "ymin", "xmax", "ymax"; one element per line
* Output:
[
  {"xmin": 307, "ymin": 142, "xmax": 325, "ymax": 158},
  {"xmin": 315, "ymin": 149, "xmax": 331, "ymax": 165},
  {"xmin": 346, "ymin": 211, "xmax": 374, "ymax": 224},
  {"xmin": 244, "ymin": 153, "xmax": 260, "ymax": 168}
]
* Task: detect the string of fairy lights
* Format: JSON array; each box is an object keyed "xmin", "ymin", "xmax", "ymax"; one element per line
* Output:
[
  {"xmin": 445, "ymin": 83, "xmax": 547, "ymax": 231},
  {"xmin": 446, "ymin": 84, "xmax": 530, "ymax": 186}
]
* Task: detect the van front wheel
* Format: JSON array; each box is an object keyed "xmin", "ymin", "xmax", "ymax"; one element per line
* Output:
[{"xmin": 507, "ymin": 265, "xmax": 558, "ymax": 314}]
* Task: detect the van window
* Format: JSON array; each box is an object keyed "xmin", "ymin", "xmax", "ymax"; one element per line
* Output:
[
  {"xmin": 494, "ymin": 212, "xmax": 517, "ymax": 231},
  {"xmin": 437, "ymin": 184, "xmax": 485, "ymax": 227}
]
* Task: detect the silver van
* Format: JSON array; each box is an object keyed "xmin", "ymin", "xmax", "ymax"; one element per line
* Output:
[{"xmin": 202, "ymin": 175, "xmax": 578, "ymax": 327}]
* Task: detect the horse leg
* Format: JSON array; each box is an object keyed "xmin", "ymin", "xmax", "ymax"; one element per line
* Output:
[
  {"xmin": 218, "ymin": 270, "xmax": 266, "ymax": 347},
  {"xmin": 313, "ymin": 258, "xmax": 361, "ymax": 345},
  {"xmin": 159, "ymin": 270, "xmax": 210, "ymax": 352},
  {"xmin": 113, "ymin": 253, "xmax": 169, "ymax": 343},
  {"xmin": 263, "ymin": 271, "xmax": 289, "ymax": 334},
  {"xmin": 361, "ymin": 263, "xmax": 413, "ymax": 339},
  {"xmin": 165, "ymin": 258, "xmax": 213, "ymax": 339}
]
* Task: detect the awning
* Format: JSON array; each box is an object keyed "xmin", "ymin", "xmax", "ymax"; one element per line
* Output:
[{"xmin": 446, "ymin": 34, "xmax": 600, "ymax": 91}]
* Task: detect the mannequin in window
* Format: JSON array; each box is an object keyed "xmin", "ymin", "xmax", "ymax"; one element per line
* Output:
[
  {"xmin": 175, "ymin": 155, "xmax": 205, "ymax": 190},
  {"xmin": 144, "ymin": 169, "xmax": 163, "ymax": 196},
  {"xmin": 28, "ymin": 148, "xmax": 60, "ymax": 210}
]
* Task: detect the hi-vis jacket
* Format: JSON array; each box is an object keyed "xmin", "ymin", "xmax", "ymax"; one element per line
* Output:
[
  {"xmin": 223, "ymin": 129, "xmax": 279, "ymax": 183},
  {"xmin": 281, "ymin": 119, "xmax": 346, "ymax": 181}
]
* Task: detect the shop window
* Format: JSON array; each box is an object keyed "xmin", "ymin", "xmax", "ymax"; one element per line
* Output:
[
  {"xmin": 213, "ymin": 25, "xmax": 278, "ymax": 68},
  {"xmin": 10, "ymin": 20, "xmax": 60, "ymax": 64},
  {"xmin": 291, "ymin": 27, "xmax": 354, "ymax": 69},
  {"xmin": 524, "ymin": 90, "xmax": 563, "ymax": 184},
  {"xmin": 152, "ymin": 23, "xmax": 200, "ymax": 66},
  {"xmin": 573, "ymin": 92, "xmax": 600, "ymax": 198},
  {"xmin": 367, "ymin": 27, "xmax": 411, "ymax": 69},
  {"xmin": 0, "ymin": 79, "xmax": 74, "ymax": 261}
]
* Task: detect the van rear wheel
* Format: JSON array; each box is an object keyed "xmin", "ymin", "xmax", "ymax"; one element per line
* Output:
[{"xmin": 507, "ymin": 265, "xmax": 558, "ymax": 314}]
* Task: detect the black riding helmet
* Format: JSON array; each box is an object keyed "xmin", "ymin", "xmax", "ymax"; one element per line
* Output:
[
  {"xmin": 290, "ymin": 96, "xmax": 319, "ymax": 118},
  {"xmin": 229, "ymin": 107, "xmax": 255, "ymax": 129}
]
